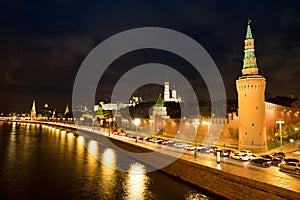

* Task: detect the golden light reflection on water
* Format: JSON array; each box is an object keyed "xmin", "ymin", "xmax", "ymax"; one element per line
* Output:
[
  {"xmin": 88, "ymin": 140, "xmax": 98, "ymax": 158},
  {"xmin": 12, "ymin": 122, "xmax": 16, "ymax": 131},
  {"xmin": 124, "ymin": 163, "xmax": 149, "ymax": 200},
  {"xmin": 102, "ymin": 148, "xmax": 116, "ymax": 169},
  {"xmin": 76, "ymin": 136, "xmax": 85, "ymax": 162},
  {"xmin": 66, "ymin": 132, "xmax": 74, "ymax": 149},
  {"xmin": 184, "ymin": 192, "xmax": 210, "ymax": 200},
  {"xmin": 86, "ymin": 140, "xmax": 99, "ymax": 173},
  {"xmin": 100, "ymin": 148, "xmax": 117, "ymax": 197}
]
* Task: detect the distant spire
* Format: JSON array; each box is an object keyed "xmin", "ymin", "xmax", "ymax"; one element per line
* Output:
[
  {"xmin": 52, "ymin": 109, "xmax": 56, "ymax": 118},
  {"xmin": 64, "ymin": 104, "xmax": 70, "ymax": 115},
  {"xmin": 31, "ymin": 100, "xmax": 36, "ymax": 112},
  {"xmin": 246, "ymin": 19, "xmax": 253, "ymax": 39},
  {"xmin": 31, "ymin": 100, "xmax": 36, "ymax": 119}
]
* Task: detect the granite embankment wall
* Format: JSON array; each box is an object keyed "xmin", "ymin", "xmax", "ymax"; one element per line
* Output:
[{"xmin": 162, "ymin": 158, "xmax": 299, "ymax": 200}]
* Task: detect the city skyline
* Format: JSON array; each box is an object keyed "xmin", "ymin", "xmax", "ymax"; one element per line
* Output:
[{"xmin": 1, "ymin": 1, "xmax": 300, "ymax": 112}]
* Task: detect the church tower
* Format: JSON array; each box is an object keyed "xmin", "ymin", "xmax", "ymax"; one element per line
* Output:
[
  {"xmin": 30, "ymin": 100, "xmax": 36, "ymax": 120},
  {"xmin": 164, "ymin": 81, "xmax": 170, "ymax": 102},
  {"xmin": 236, "ymin": 20, "xmax": 267, "ymax": 153}
]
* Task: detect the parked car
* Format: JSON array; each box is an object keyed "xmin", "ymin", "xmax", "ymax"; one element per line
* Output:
[
  {"xmin": 280, "ymin": 162, "xmax": 300, "ymax": 173},
  {"xmin": 198, "ymin": 147, "xmax": 210, "ymax": 154},
  {"xmin": 270, "ymin": 157, "xmax": 282, "ymax": 167},
  {"xmin": 282, "ymin": 158, "xmax": 299, "ymax": 164},
  {"xmin": 230, "ymin": 153, "xmax": 252, "ymax": 161},
  {"xmin": 224, "ymin": 149, "xmax": 235, "ymax": 157},
  {"xmin": 250, "ymin": 158, "xmax": 271, "ymax": 167},
  {"xmin": 208, "ymin": 146, "xmax": 218, "ymax": 153},
  {"xmin": 215, "ymin": 149, "xmax": 235, "ymax": 157},
  {"xmin": 260, "ymin": 155, "xmax": 273, "ymax": 160},
  {"xmin": 272, "ymin": 152, "xmax": 285, "ymax": 159},
  {"xmin": 239, "ymin": 150, "xmax": 252, "ymax": 156},
  {"xmin": 174, "ymin": 142, "xmax": 185, "ymax": 148},
  {"xmin": 184, "ymin": 144, "xmax": 195, "ymax": 151}
]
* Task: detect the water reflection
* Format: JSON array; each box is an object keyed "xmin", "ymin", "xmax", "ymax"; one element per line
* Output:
[
  {"xmin": 184, "ymin": 192, "xmax": 210, "ymax": 200},
  {"xmin": 88, "ymin": 140, "xmax": 98, "ymax": 159},
  {"xmin": 87, "ymin": 140, "xmax": 99, "ymax": 174},
  {"xmin": 124, "ymin": 163, "xmax": 149, "ymax": 200},
  {"xmin": 0, "ymin": 123, "xmax": 215, "ymax": 199},
  {"xmin": 102, "ymin": 148, "xmax": 116, "ymax": 169},
  {"xmin": 100, "ymin": 148, "xmax": 117, "ymax": 197}
]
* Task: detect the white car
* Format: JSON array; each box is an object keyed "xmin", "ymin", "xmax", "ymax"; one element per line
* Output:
[
  {"xmin": 239, "ymin": 150, "xmax": 252, "ymax": 156},
  {"xmin": 184, "ymin": 144, "xmax": 195, "ymax": 151},
  {"xmin": 231, "ymin": 153, "xmax": 255, "ymax": 161}
]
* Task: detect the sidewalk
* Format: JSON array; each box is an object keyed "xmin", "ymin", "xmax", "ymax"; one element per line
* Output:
[{"xmin": 257, "ymin": 140, "xmax": 300, "ymax": 156}]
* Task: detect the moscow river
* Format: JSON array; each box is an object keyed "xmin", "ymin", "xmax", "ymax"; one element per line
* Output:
[{"xmin": 0, "ymin": 121, "xmax": 217, "ymax": 200}]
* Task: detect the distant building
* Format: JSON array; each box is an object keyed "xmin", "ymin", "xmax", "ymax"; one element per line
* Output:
[
  {"xmin": 130, "ymin": 96, "xmax": 143, "ymax": 107},
  {"xmin": 163, "ymin": 81, "xmax": 182, "ymax": 103}
]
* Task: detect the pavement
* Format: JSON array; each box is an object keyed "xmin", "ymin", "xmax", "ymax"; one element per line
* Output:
[{"xmin": 256, "ymin": 140, "xmax": 300, "ymax": 158}]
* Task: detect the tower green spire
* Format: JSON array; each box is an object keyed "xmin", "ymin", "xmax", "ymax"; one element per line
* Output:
[
  {"xmin": 155, "ymin": 94, "xmax": 164, "ymax": 107},
  {"xmin": 246, "ymin": 19, "xmax": 253, "ymax": 39},
  {"xmin": 242, "ymin": 19, "xmax": 258, "ymax": 73}
]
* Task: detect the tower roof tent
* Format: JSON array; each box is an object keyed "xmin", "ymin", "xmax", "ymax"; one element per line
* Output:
[{"xmin": 246, "ymin": 19, "xmax": 253, "ymax": 39}]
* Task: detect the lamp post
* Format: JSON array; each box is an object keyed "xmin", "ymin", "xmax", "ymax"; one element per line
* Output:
[
  {"xmin": 192, "ymin": 119, "xmax": 200, "ymax": 158},
  {"xmin": 134, "ymin": 118, "xmax": 140, "ymax": 143},
  {"xmin": 295, "ymin": 127, "xmax": 299, "ymax": 140},
  {"xmin": 276, "ymin": 120, "xmax": 285, "ymax": 152}
]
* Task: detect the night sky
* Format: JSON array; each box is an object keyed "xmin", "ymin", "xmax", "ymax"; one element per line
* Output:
[{"xmin": 0, "ymin": 0, "xmax": 300, "ymax": 113}]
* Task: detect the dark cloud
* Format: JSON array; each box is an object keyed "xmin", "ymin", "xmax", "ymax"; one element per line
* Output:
[{"xmin": 35, "ymin": 34, "xmax": 95, "ymax": 68}]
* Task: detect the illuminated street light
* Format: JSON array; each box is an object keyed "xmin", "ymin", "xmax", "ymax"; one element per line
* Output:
[
  {"xmin": 276, "ymin": 120, "xmax": 285, "ymax": 152},
  {"xmin": 295, "ymin": 127, "xmax": 299, "ymax": 140},
  {"xmin": 134, "ymin": 118, "xmax": 141, "ymax": 143}
]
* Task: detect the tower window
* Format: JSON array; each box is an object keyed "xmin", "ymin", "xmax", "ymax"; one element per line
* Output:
[
  {"xmin": 245, "ymin": 132, "xmax": 247, "ymax": 135},
  {"xmin": 256, "ymin": 106, "xmax": 258, "ymax": 110},
  {"xmin": 245, "ymin": 94, "xmax": 247, "ymax": 97},
  {"xmin": 252, "ymin": 141, "xmax": 254, "ymax": 145},
  {"xmin": 260, "ymin": 132, "xmax": 261, "ymax": 136},
  {"xmin": 252, "ymin": 123, "xmax": 254, "ymax": 126}
]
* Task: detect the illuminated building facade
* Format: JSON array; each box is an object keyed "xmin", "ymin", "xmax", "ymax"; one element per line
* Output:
[
  {"xmin": 236, "ymin": 20, "xmax": 267, "ymax": 152},
  {"xmin": 163, "ymin": 81, "xmax": 182, "ymax": 103}
]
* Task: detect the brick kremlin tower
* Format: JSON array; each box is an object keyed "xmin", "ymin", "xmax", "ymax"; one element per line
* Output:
[{"xmin": 236, "ymin": 20, "xmax": 267, "ymax": 153}]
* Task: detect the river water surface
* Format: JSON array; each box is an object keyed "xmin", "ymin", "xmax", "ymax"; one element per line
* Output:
[{"xmin": 0, "ymin": 121, "xmax": 217, "ymax": 199}]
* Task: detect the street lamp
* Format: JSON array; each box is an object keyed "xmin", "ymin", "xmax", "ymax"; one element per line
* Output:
[
  {"xmin": 134, "ymin": 118, "xmax": 141, "ymax": 143},
  {"xmin": 295, "ymin": 127, "xmax": 299, "ymax": 140},
  {"xmin": 276, "ymin": 120, "xmax": 285, "ymax": 152},
  {"xmin": 192, "ymin": 119, "xmax": 200, "ymax": 158}
]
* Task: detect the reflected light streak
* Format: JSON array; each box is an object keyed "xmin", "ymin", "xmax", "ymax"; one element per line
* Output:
[
  {"xmin": 102, "ymin": 148, "xmax": 116, "ymax": 169},
  {"xmin": 125, "ymin": 163, "xmax": 149, "ymax": 200},
  {"xmin": 100, "ymin": 148, "xmax": 117, "ymax": 197},
  {"xmin": 12, "ymin": 122, "xmax": 16, "ymax": 131},
  {"xmin": 88, "ymin": 140, "xmax": 98, "ymax": 159},
  {"xmin": 77, "ymin": 136, "xmax": 85, "ymax": 144}
]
